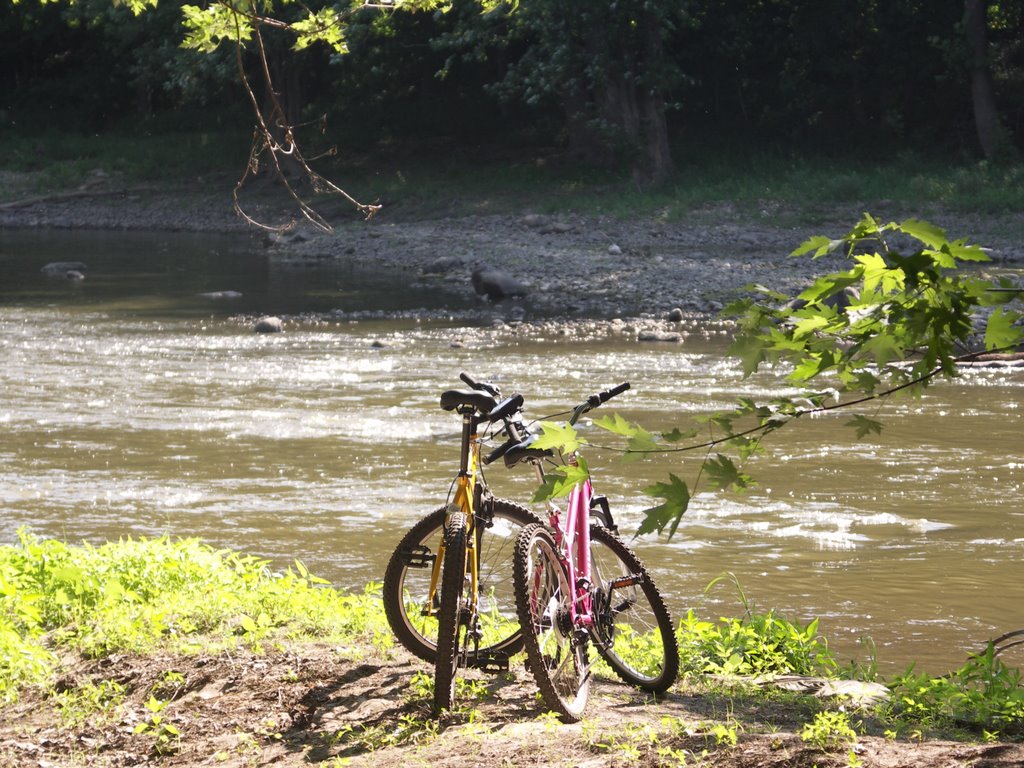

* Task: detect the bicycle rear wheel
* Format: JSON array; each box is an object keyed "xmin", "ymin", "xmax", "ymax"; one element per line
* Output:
[
  {"xmin": 589, "ymin": 524, "xmax": 678, "ymax": 693},
  {"xmin": 433, "ymin": 511, "xmax": 468, "ymax": 713},
  {"xmin": 513, "ymin": 523, "xmax": 591, "ymax": 722},
  {"xmin": 383, "ymin": 499, "xmax": 540, "ymax": 662}
]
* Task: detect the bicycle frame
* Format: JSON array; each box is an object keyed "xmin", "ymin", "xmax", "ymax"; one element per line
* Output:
[
  {"xmin": 532, "ymin": 456, "xmax": 596, "ymax": 629},
  {"xmin": 425, "ymin": 405, "xmax": 482, "ymax": 624}
]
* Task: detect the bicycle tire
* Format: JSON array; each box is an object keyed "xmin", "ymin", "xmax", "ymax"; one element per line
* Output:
[
  {"xmin": 589, "ymin": 524, "xmax": 679, "ymax": 693},
  {"xmin": 513, "ymin": 523, "xmax": 591, "ymax": 722},
  {"xmin": 433, "ymin": 511, "xmax": 468, "ymax": 713},
  {"xmin": 383, "ymin": 500, "xmax": 541, "ymax": 663}
]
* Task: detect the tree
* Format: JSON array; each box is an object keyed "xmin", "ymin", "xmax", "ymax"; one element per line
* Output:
[
  {"xmin": 479, "ymin": 0, "xmax": 686, "ymax": 184},
  {"xmin": 648, "ymin": 215, "xmax": 1023, "ymax": 534},
  {"xmin": 962, "ymin": 0, "xmax": 1024, "ymax": 159}
]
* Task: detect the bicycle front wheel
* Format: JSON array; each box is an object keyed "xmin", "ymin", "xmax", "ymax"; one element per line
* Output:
[
  {"xmin": 433, "ymin": 511, "xmax": 468, "ymax": 713},
  {"xmin": 513, "ymin": 523, "xmax": 591, "ymax": 722},
  {"xmin": 589, "ymin": 524, "xmax": 679, "ymax": 693},
  {"xmin": 383, "ymin": 500, "xmax": 540, "ymax": 662}
]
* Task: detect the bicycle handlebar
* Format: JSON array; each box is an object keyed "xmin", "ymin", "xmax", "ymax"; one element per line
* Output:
[
  {"xmin": 570, "ymin": 382, "xmax": 631, "ymax": 425},
  {"xmin": 447, "ymin": 375, "xmax": 631, "ymax": 464},
  {"xmin": 487, "ymin": 393, "xmax": 524, "ymax": 422},
  {"xmin": 588, "ymin": 381, "xmax": 630, "ymax": 407},
  {"xmin": 481, "ymin": 394, "xmax": 527, "ymax": 465},
  {"xmin": 460, "ymin": 371, "xmax": 500, "ymax": 397}
]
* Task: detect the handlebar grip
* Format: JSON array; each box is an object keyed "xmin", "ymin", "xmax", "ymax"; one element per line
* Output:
[
  {"xmin": 601, "ymin": 382, "xmax": 631, "ymax": 403},
  {"xmin": 586, "ymin": 381, "xmax": 631, "ymax": 408},
  {"xmin": 459, "ymin": 371, "xmax": 499, "ymax": 397}
]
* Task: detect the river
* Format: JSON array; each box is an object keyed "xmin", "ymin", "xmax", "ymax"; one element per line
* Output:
[{"xmin": 2, "ymin": 229, "xmax": 1022, "ymax": 677}]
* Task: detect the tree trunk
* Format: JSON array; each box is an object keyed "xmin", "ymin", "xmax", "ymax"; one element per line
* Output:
[
  {"xmin": 636, "ymin": 89, "xmax": 674, "ymax": 186},
  {"xmin": 561, "ymin": 78, "xmax": 603, "ymax": 163},
  {"xmin": 963, "ymin": 0, "xmax": 1004, "ymax": 158},
  {"xmin": 556, "ymin": 6, "xmax": 675, "ymax": 182},
  {"xmin": 634, "ymin": 10, "xmax": 674, "ymax": 185}
]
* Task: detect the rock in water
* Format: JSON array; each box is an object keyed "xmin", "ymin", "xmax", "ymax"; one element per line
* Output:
[
  {"xmin": 41, "ymin": 261, "xmax": 87, "ymax": 280},
  {"xmin": 198, "ymin": 291, "xmax": 243, "ymax": 301},
  {"xmin": 471, "ymin": 267, "xmax": 528, "ymax": 301},
  {"xmin": 254, "ymin": 316, "xmax": 283, "ymax": 333}
]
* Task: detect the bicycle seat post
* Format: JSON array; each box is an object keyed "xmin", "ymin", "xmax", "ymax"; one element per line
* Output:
[{"xmin": 457, "ymin": 406, "xmax": 478, "ymax": 477}]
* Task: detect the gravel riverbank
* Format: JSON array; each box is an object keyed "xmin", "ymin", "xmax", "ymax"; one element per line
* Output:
[{"xmin": 4, "ymin": 177, "xmax": 1024, "ymax": 323}]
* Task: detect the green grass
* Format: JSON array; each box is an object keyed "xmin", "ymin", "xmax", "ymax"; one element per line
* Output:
[
  {"xmin": 0, "ymin": 128, "xmax": 248, "ymax": 193},
  {"xmin": 3, "ymin": 128, "xmax": 1024, "ymax": 220},
  {"xmin": 0, "ymin": 531, "xmax": 388, "ymax": 702}
]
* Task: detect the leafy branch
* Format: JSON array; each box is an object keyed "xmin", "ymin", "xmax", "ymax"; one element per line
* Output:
[
  {"xmin": 593, "ymin": 214, "xmax": 1022, "ymax": 537},
  {"xmin": 112, "ymin": 0, "xmax": 466, "ymax": 231}
]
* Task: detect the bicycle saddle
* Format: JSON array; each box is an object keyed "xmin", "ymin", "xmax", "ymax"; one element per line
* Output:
[{"xmin": 440, "ymin": 389, "xmax": 497, "ymax": 414}]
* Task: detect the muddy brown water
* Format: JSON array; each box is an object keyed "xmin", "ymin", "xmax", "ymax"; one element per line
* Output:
[{"xmin": 2, "ymin": 230, "xmax": 1022, "ymax": 677}]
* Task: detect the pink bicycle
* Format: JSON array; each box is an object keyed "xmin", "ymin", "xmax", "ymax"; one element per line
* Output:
[{"xmin": 508, "ymin": 383, "xmax": 679, "ymax": 721}]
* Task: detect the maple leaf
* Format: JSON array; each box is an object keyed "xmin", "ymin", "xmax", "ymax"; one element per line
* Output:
[{"xmin": 639, "ymin": 474, "xmax": 691, "ymax": 538}]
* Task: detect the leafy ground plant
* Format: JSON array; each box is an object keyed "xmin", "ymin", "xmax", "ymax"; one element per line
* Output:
[
  {"xmin": 676, "ymin": 576, "xmax": 836, "ymax": 678},
  {"xmin": 884, "ymin": 643, "xmax": 1024, "ymax": 738},
  {"xmin": 800, "ymin": 709, "xmax": 859, "ymax": 751},
  {"xmin": 677, "ymin": 608, "xmax": 835, "ymax": 678},
  {"xmin": 1, "ymin": 535, "xmax": 1023, "ymax": 767}
]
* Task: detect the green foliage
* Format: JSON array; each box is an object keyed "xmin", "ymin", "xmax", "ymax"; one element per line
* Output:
[
  {"xmin": 733, "ymin": 214, "xmax": 1020, "ymax": 394},
  {"xmin": 330, "ymin": 712, "xmax": 439, "ymax": 752},
  {"xmin": 884, "ymin": 644, "xmax": 1024, "ymax": 737},
  {"xmin": 178, "ymin": 0, "xmax": 447, "ymax": 54},
  {"xmin": 531, "ymin": 455, "xmax": 590, "ymax": 502},
  {"xmin": 133, "ymin": 694, "xmax": 181, "ymax": 755},
  {"xmin": 530, "ymin": 420, "xmax": 582, "ymax": 455},
  {"xmin": 53, "ymin": 679, "xmax": 126, "ymax": 725},
  {"xmin": 677, "ymin": 608, "xmax": 836, "ymax": 678},
  {"xmin": 6, "ymin": 0, "xmax": 1024, "ymax": 163},
  {"xmin": 638, "ymin": 474, "xmax": 691, "ymax": 538},
  {"xmin": 0, "ymin": 531, "xmax": 389, "ymax": 702},
  {"xmin": 180, "ymin": 3, "xmax": 251, "ymax": 53},
  {"xmin": 800, "ymin": 710, "xmax": 858, "ymax": 751},
  {"xmin": 0, "ymin": 621, "xmax": 55, "ymax": 704}
]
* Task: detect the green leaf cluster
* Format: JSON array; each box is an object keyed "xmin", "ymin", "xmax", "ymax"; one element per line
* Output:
[
  {"xmin": 531, "ymin": 455, "xmax": 590, "ymax": 502},
  {"xmin": 552, "ymin": 215, "xmax": 1021, "ymax": 542},
  {"xmin": 177, "ymin": 0, "xmax": 450, "ymax": 54},
  {"xmin": 799, "ymin": 710, "xmax": 858, "ymax": 752},
  {"xmin": 730, "ymin": 214, "xmax": 1024, "ymax": 396}
]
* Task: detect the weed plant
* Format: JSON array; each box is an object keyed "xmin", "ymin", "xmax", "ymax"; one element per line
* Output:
[
  {"xmin": 800, "ymin": 710, "xmax": 859, "ymax": 751},
  {"xmin": 4, "ymin": 532, "xmax": 1022, "ymax": 745}
]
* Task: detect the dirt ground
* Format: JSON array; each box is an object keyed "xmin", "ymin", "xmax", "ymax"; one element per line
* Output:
[{"xmin": 2, "ymin": 643, "xmax": 1022, "ymax": 768}]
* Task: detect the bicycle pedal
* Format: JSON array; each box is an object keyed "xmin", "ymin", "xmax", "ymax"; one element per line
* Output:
[
  {"xmin": 469, "ymin": 652, "xmax": 510, "ymax": 674},
  {"xmin": 401, "ymin": 545, "xmax": 435, "ymax": 569},
  {"xmin": 609, "ymin": 574, "xmax": 643, "ymax": 589}
]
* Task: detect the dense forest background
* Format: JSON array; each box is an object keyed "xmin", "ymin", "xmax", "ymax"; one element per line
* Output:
[{"xmin": 2, "ymin": 0, "xmax": 1023, "ymax": 187}]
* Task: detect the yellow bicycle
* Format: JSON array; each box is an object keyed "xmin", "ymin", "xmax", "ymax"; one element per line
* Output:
[{"xmin": 382, "ymin": 372, "xmax": 541, "ymax": 712}]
